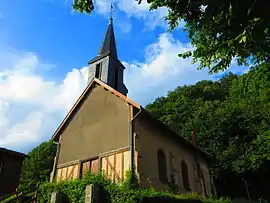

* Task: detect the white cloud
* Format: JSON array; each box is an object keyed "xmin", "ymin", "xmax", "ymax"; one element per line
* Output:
[
  {"xmin": 94, "ymin": 0, "xmax": 174, "ymax": 31},
  {"xmin": 0, "ymin": 32, "xmax": 245, "ymax": 153},
  {"xmin": 123, "ymin": 33, "xmax": 250, "ymax": 105},
  {"xmin": 124, "ymin": 33, "xmax": 212, "ymax": 105},
  {"xmin": 0, "ymin": 49, "xmax": 88, "ymax": 152},
  {"xmin": 115, "ymin": 18, "xmax": 132, "ymax": 33}
]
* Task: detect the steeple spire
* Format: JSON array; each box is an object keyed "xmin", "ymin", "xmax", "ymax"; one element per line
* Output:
[
  {"xmin": 98, "ymin": 3, "xmax": 118, "ymax": 59},
  {"xmin": 88, "ymin": 5, "xmax": 128, "ymax": 96}
]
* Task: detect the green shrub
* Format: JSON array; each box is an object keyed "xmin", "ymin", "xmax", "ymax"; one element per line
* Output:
[
  {"xmin": 122, "ymin": 168, "xmax": 139, "ymax": 190},
  {"xmin": 38, "ymin": 172, "xmax": 231, "ymax": 203},
  {"xmin": 168, "ymin": 174, "xmax": 179, "ymax": 194},
  {"xmin": 38, "ymin": 172, "xmax": 114, "ymax": 203}
]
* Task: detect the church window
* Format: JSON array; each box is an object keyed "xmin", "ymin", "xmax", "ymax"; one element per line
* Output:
[
  {"xmin": 95, "ymin": 63, "xmax": 102, "ymax": 79},
  {"xmin": 114, "ymin": 68, "xmax": 118, "ymax": 89},
  {"xmin": 181, "ymin": 160, "xmax": 190, "ymax": 191},
  {"xmin": 157, "ymin": 148, "xmax": 168, "ymax": 183}
]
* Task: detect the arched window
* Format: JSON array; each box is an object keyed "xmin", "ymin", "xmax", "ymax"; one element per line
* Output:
[
  {"xmin": 157, "ymin": 149, "xmax": 168, "ymax": 183},
  {"xmin": 181, "ymin": 160, "xmax": 190, "ymax": 191}
]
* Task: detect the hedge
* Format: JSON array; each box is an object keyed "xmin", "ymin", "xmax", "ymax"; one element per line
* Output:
[{"xmin": 38, "ymin": 172, "xmax": 231, "ymax": 203}]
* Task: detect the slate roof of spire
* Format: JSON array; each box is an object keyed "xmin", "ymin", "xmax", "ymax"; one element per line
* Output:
[
  {"xmin": 89, "ymin": 18, "xmax": 118, "ymax": 64},
  {"xmin": 99, "ymin": 17, "xmax": 118, "ymax": 58}
]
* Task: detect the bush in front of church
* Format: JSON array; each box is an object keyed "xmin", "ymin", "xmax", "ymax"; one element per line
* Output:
[{"xmin": 38, "ymin": 172, "xmax": 230, "ymax": 203}]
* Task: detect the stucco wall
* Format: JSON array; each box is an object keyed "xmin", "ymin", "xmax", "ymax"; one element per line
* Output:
[
  {"xmin": 57, "ymin": 85, "xmax": 130, "ymax": 165},
  {"xmin": 134, "ymin": 115, "xmax": 212, "ymax": 196}
]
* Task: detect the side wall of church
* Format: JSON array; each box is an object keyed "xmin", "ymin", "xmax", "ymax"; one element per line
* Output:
[
  {"xmin": 133, "ymin": 115, "xmax": 213, "ymax": 196},
  {"xmin": 57, "ymin": 85, "xmax": 130, "ymax": 166}
]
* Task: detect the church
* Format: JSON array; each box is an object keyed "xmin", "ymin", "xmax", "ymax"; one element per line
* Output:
[{"xmin": 50, "ymin": 17, "xmax": 215, "ymax": 196}]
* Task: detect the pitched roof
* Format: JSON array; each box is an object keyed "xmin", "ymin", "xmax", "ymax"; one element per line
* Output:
[
  {"xmin": 0, "ymin": 147, "xmax": 28, "ymax": 158},
  {"xmin": 88, "ymin": 19, "xmax": 121, "ymax": 65},
  {"xmin": 99, "ymin": 18, "xmax": 118, "ymax": 59},
  {"xmin": 51, "ymin": 78, "xmax": 140, "ymax": 141}
]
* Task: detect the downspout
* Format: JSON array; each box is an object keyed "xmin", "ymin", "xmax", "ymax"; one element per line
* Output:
[
  {"xmin": 50, "ymin": 141, "xmax": 60, "ymax": 182},
  {"xmin": 130, "ymin": 106, "xmax": 142, "ymax": 170}
]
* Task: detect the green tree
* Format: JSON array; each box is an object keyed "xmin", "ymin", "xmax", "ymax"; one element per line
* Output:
[
  {"xmin": 150, "ymin": 0, "xmax": 270, "ymax": 73},
  {"xmin": 19, "ymin": 141, "xmax": 57, "ymax": 193},
  {"xmin": 72, "ymin": 0, "xmax": 270, "ymax": 73},
  {"xmin": 146, "ymin": 62, "xmax": 270, "ymax": 199}
]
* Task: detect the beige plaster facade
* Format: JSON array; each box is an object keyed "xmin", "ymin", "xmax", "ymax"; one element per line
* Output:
[
  {"xmin": 57, "ymin": 84, "xmax": 131, "ymax": 166},
  {"xmin": 51, "ymin": 79, "xmax": 214, "ymax": 196},
  {"xmin": 134, "ymin": 114, "xmax": 212, "ymax": 196}
]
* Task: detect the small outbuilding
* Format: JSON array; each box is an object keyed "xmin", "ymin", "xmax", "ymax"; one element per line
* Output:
[{"xmin": 0, "ymin": 147, "xmax": 27, "ymax": 197}]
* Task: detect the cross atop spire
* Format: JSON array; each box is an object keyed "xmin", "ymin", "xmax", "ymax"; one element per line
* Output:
[{"xmin": 109, "ymin": 2, "xmax": 113, "ymax": 23}]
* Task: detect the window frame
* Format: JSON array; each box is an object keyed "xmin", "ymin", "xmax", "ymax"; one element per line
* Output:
[
  {"xmin": 157, "ymin": 148, "xmax": 168, "ymax": 183},
  {"xmin": 181, "ymin": 160, "xmax": 190, "ymax": 191},
  {"xmin": 95, "ymin": 63, "xmax": 102, "ymax": 79}
]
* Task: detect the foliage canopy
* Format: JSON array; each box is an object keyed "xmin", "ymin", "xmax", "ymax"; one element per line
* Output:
[
  {"xmin": 71, "ymin": 0, "xmax": 269, "ymax": 73},
  {"xmin": 149, "ymin": 0, "xmax": 270, "ymax": 73},
  {"xmin": 19, "ymin": 141, "xmax": 57, "ymax": 193},
  {"xmin": 146, "ymin": 62, "xmax": 270, "ymax": 198}
]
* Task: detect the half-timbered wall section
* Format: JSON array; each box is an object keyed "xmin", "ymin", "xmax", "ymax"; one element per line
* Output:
[
  {"xmin": 56, "ymin": 163, "xmax": 79, "ymax": 181},
  {"xmin": 56, "ymin": 148, "xmax": 130, "ymax": 183},
  {"xmin": 101, "ymin": 150, "xmax": 130, "ymax": 183}
]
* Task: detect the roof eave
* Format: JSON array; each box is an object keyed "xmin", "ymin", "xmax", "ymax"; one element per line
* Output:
[
  {"xmin": 88, "ymin": 52, "xmax": 110, "ymax": 64},
  {"xmin": 140, "ymin": 109, "xmax": 212, "ymax": 163},
  {"xmin": 0, "ymin": 147, "xmax": 29, "ymax": 159},
  {"xmin": 88, "ymin": 52, "xmax": 125, "ymax": 70}
]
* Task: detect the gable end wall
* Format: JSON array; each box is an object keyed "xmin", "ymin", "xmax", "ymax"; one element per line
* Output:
[{"xmin": 57, "ymin": 85, "xmax": 130, "ymax": 165}]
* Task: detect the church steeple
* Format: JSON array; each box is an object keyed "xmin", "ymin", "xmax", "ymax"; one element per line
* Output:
[
  {"xmin": 98, "ymin": 17, "xmax": 118, "ymax": 59},
  {"xmin": 88, "ymin": 15, "xmax": 128, "ymax": 96}
]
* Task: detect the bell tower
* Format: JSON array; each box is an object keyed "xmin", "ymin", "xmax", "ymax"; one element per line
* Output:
[{"xmin": 88, "ymin": 14, "xmax": 128, "ymax": 95}]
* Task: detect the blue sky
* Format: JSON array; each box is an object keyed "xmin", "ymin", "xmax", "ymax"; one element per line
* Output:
[{"xmin": 0, "ymin": 0, "xmax": 248, "ymax": 153}]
